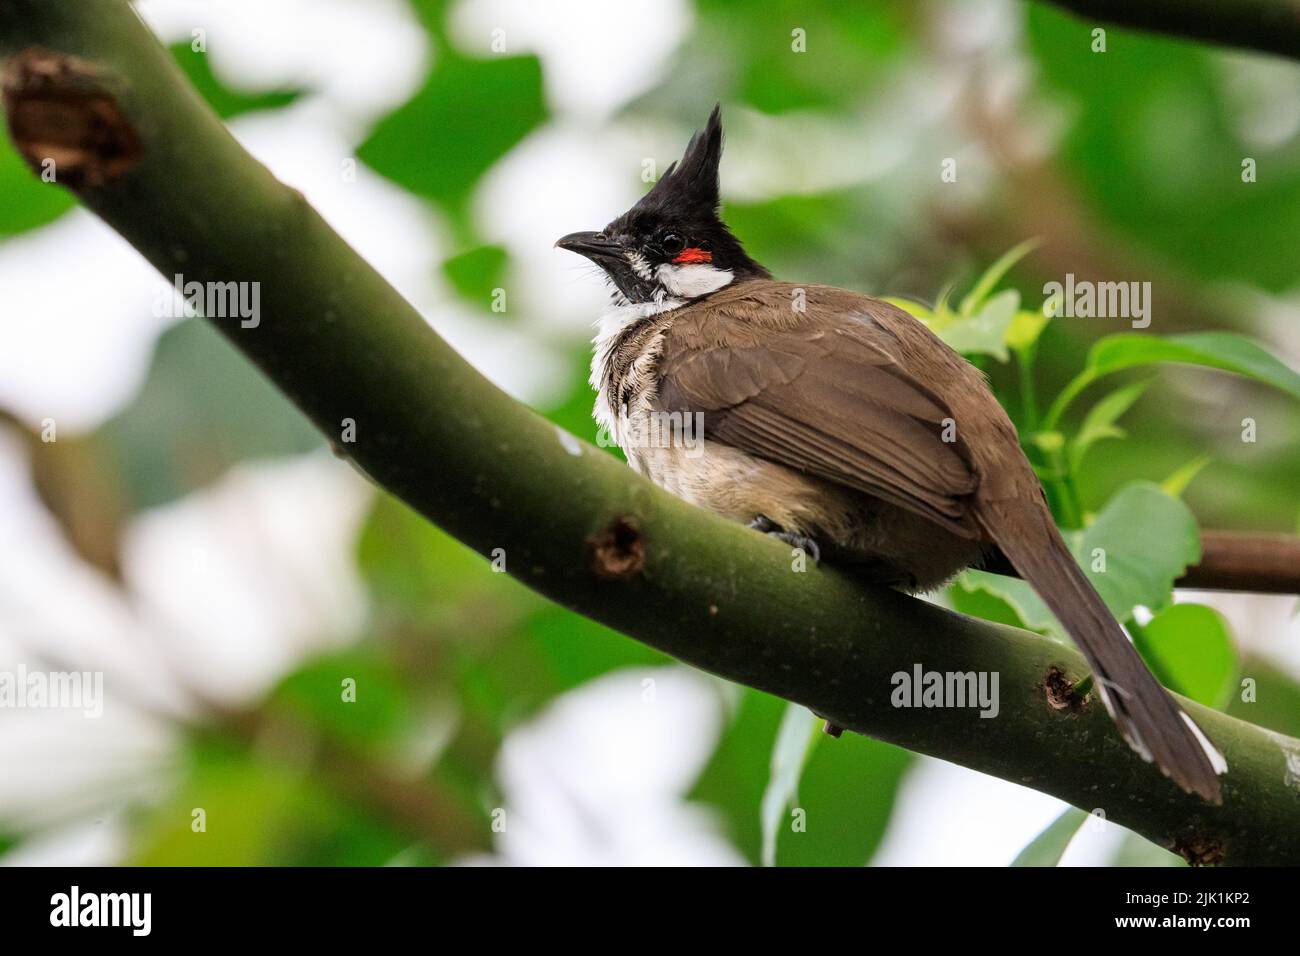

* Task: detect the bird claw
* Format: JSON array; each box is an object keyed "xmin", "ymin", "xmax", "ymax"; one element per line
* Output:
[
  {"xmin": 747, "ymin": 515, "xmax": 821, "ymax": 564},
  {"xmin": 774, "ymin": 531, "xmax": 820, "ymax": 564}
]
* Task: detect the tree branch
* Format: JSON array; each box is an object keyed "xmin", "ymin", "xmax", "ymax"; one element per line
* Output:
[
  {"xmin": 1034, "ymin": 0, "xmax": 1300, "ymax": 60},
  {"xmin": 983, "ymin": 529, "xmax": 1300, "ymax": 594},
  {"xmin": 4, "ymin": 0, "xmax": 1299, "ymax": 864},
  {"xmin": 1180, "ymin": 531, "xmax": 1300, "ymax": 594}
]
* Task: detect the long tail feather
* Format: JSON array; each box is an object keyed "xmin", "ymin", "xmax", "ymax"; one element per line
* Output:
[{"xmin": 983, "ymin": 498, "xmax": 1226, "ymax": 803}]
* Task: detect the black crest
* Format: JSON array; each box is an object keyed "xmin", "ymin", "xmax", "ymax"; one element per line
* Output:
[
  {"xmin": 599, "ymin": 104, "xmax": 768, "ymax": 283},
  {"xmin": 635, "ymin": 104, "xmax": 723, "ymax": 216}
]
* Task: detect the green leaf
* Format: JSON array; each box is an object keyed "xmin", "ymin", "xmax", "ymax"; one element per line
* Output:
[
  {"xmin": 958, "ymin": 569, "xmax": 1057, "ymax": 637},
  {"xmin": 1133, "ymin": 604, "xmax": 1238, "ymax": 709},
  {"xmin": 889, "ymin": 283, "xmax": 958, "ymax": 327},
  {"xmin": 357, "ymin": 44, "xmax": 545, "ymax": 224},
  {"xmin": 1011, "ymin": 807, "xmax": 1088, "ymax": 866},
  {"xmin": 1045, "ymin": 331, "xmax": 1300, "ymax": 431},
  {"xmin": 691, "ymin": 690, "xmax": 910, "ymax": 866},
  {"xmin": 1033, "ymin": 430, "xmax": 1065, "ymax": 455},
  {"xmin": 1087, "ymin": 333, "xmax": 1300, "ymax": 402},
  {"xmin": 1161, "ymin": 454, "xmax": 1212, "ymax": 498},
  {"xmin": 958, "ymin": 238, "xmax": 1040, "ymax": 317},
  {"xmin": 1227, "ymin": 657, "xmax": 1300, "ymax": 738},
  {"xmin": 0, "ymin": 126, "xmax": 75, "ymax": 237},
  {"xmin": 1006, "ymin": 309, "xmax": 1050, "ymax": 355},
  {"xmin": 961, "ymin": 482, "xmax": 1200, "ymax": 637},
  {"xmin": 169, "ymin": 43, "xmax": 304, "ymax": 120},
  {"xmin": 442, "ymin": 244, "xmax": 509, "ymax": 307},
  {"xmin": 1060, "ymin": 481, "xmax": 1199, "ymax": 620},
  {"xmin": 898, "ymin": 241, "xmax": 1044, "ymax": 362},
  {"xmin": 950, "ymin": 577, "xmax": 1027, "ymax": 629},
  {"xmin": 883, "ymin": 297, "xmax": 934, "ymax": 323},
  {"xmin": 936, "ymin": 289, "xmax": 1019, "ymax": 361},
  {"xmin": 1068, "ymin": 379, "xmax": 1151, "ymax": 472},
  {"xmin": 794, "ymin": 735, "xmax": 912, "ymax": 867},
  {"xmin": 759, "ymin": 703, "xmax": 820, "ymax": 867}
]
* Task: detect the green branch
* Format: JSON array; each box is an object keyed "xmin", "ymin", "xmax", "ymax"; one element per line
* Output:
[
  {"xmin": 1034, "ymin": 0, "xmax": 1300, "ymax": 60},
  {"xmin": 3, "ymin": 0, "xmax": 1299, "ymax": 864}
]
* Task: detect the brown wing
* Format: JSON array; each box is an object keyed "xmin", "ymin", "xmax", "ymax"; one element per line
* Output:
[
  {"xmin": 655, "ymin": 284, "xmax": 1224, "ymax": 799},
  {"xmin": 655, "ymin": 283, "xmax": 983, "ymax": 538}
]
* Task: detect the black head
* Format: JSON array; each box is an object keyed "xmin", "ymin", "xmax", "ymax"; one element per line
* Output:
[{"xmin": 556, "ymin": 105, "xmax": 769, "ymax": 305}]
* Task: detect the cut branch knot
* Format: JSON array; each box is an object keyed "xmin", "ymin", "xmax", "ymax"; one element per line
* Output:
[
  {"xmin": 2, "ymin": 46, "xmax": 140, "ymax": 189},
  {"xmin": 589, "ymin": 517, "xmax": 645, "ymax": 580}
]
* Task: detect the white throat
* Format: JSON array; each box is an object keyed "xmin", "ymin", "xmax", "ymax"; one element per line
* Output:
[
  {"xmin": 588, "ymin": 262, "xmax": 735, "ymax": 399},
  {"xmin": 590, "ymin": 295, "xmax": 682, "ymax": 392}
]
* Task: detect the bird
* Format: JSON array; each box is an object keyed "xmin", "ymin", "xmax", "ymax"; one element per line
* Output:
[{"xmin": 556, "ymin": 105, "xmax": 1227, "ymax": 803}]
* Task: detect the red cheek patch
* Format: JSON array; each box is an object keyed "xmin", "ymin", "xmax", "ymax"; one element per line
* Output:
[{"xmin": 672, "ymin": 247, "xmax": 712, "ymax": 265}]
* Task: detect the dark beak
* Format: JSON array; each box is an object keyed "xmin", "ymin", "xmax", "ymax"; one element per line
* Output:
[
  {"xmin": 556, "ymin": 229, "xmax": 654, "ymax": 303},
  {"xmin": 555, "ymin": 231, "xmax": 623, "ymax": 262}
]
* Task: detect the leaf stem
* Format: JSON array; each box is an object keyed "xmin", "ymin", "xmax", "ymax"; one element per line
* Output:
[
  {"xmin": 1042, "ymin": 368, "xmax": 1097, "ymax": 433},
  {"xmin": 1016, "ymin": 345, "xmax": 1040, "ymax": 434}
]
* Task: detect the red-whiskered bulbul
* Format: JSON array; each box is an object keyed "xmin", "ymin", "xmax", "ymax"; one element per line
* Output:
[{"xmin": 557, "ymin": 106, "xmax": 1226, "ymax": 802}]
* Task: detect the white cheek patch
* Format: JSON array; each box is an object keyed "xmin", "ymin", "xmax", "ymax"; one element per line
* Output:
[
  {"xmin": 656, "ymin": 262, "xmax": 735, "ymax": 298},
  {"xmin": 625, "ymin": 250, "xmax": 654, "ymax": 281}
]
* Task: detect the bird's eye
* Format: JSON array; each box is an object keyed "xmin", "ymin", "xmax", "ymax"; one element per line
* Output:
[{"xmin": 660, "ymin": 233, "xmax": 686, "ymax": 255}]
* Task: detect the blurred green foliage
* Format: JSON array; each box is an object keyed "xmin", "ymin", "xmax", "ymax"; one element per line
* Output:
[
  {"xmin": 1027, "ymin": 7, "xmax": 1300, "ymax": 292},
  {"xmin": 96, "ymin": 319, "xmax": 322, "ymax": 510},
  {"xmin": 169, "ymin": 42, "xmax": 305, "ymax": 119},
  {"xmin": 0, "ymin": 133, "xmax": 74, "ymax": 236},
  {"xmin": 443, "ymin": 244, "xmax": 510, "ymax": 305},
  {"xmin": 2, "ymin": 0, "xmax": 1298, "ymax": 868},
  {"xmin": 130, "ymin": 735, "xmax": 420, "ymax": 866},
  {"xmin": 358, "ymin": 1, "xmax": 546, "ymax": 237}
]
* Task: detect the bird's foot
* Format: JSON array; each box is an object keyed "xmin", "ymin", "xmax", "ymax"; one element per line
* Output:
[
  {"xmin": 747, "ymin": 515, "xmax": 821, "ymax": 564},
  {"xmin": 775, "ymin": 532, "xmax": 821, "ymax": 564}
]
